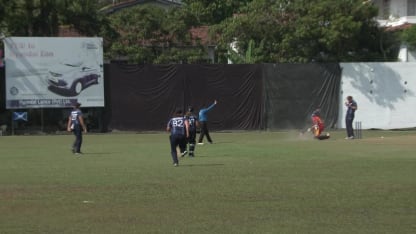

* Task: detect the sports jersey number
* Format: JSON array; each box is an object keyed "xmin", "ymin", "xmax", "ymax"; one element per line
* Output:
[
  {"xmin": 172, "ymin": 119, "xmax": 184, "ymax": 127},
  {"xmin": 189, "ymin": 118, "xmax": 195, "ymax": 126}
]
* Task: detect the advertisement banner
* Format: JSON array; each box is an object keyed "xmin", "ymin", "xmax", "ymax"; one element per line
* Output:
[{"xmin": 4, "ymin": 37, "xmax": 104, "ymax": 109}]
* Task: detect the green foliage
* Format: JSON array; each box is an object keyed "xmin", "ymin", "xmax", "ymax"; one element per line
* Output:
[
  {"xmin": 0, "ymin": 0, "xmax": 60, "ymax": 36},
  {"xmin": 60, "ymin": 0, "xmax": 101, "ymax": 36},
  {"xmin": 0, "ymin": 0, "xmax": 118, "ymax": 59},
  {"xmin": 0, "ymin": 0, "xmax": 404, "ymax": 63},
  {"xmin": 181, "ymin": 0, "xmax": 252, "ymax": 25},
  {"xmin": 107, "ymin": 5, "xmax": 210, "ymax": 63},
  {"xmin": 213, "ymin": 0, "xmax": 397, "ymax": 63},
  {"xmin": 401, "ymin": 25, "xmax": 416, "ymax": 50},
  {"xmin": 0, "ymin": 0, "xmax": 114, "ymax": 36}
]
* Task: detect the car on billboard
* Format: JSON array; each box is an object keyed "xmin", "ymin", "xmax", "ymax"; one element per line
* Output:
[{"xmin": 46, "ymin": 61, "xmax": 101, "ymax": 96}]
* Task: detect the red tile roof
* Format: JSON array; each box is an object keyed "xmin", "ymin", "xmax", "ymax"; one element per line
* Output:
[
  {"xmin": 384, "ymin": 23, "xmax": 413, "ymax": 31},
  {"xmin": 189, "ymin": 26, "xmax": 213, "ymax": 45},
  {"xmin": 58, "ymin": 25, "xmax": 82, "ymax": 37}
]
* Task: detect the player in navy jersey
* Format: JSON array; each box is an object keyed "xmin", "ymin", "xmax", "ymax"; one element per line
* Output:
[
  {"xmin": 345, "ymin": 96, "xmax": 358, "ymax": 139},
  {"xmin": 67, "ymin": 102, "xmax": 87, "ymax": 155},
  {"xmin": 184, "ymin": 106, "xmax": 199, "ymax": 157},
  {"xmin": 167, "ymin": 109, "xmax": 190, "ymax": 166}
]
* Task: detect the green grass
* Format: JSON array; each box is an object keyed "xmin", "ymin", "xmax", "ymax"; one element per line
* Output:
[{"xmin": 0, "ymin": 130, "xmax": 415, "ymax": 234}]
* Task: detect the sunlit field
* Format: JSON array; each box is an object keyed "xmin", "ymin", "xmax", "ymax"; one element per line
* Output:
[{"xmin": 0, "ymin": 130, "xmax": 415, "ymax": 234}]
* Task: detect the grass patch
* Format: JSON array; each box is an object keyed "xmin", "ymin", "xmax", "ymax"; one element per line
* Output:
[{"xmin": 0, "ymin": 130, "xmax": 415, "ymax": 233}]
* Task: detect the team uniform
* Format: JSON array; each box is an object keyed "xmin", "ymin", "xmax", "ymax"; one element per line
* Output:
[
  {"xmin": 167, "ymin": 116, "xmax": 188, "ymax": 166},
  {"xmin": 310, "ymin": 109, "xmax": 330, "ymax": 140},
  {"xmin": 345, "ymin": 99, "xmax": 357, "ymax": 139},
  {"xmin": 311, "ymin": 116, "xmax": 330, "ymax": 140},
  {"xmin": 185, "ymin": 111, "xmax": 198, "ymax": 157},
  {"xmin": 69, "ymin": 108, "xmax": 84, "ymax": 154}
]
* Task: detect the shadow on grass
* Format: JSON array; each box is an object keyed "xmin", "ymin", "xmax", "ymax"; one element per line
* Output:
[
  {"xmin": 72, "ymin": 152, "xmax": 118, "ymax": 156},
  {"xmin": 197, "ymin": 141, "xmax": 233, "ymax": 145},
  {"xmin": 179, "ymin": 163, "xmax": 225, "ymax": 167}
]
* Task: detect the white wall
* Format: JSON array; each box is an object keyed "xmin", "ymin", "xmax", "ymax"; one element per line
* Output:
[
  {"xmin": 398, "ymin": 44, "xmax": 408, "ymax": 62},
  {"xmin": 338, "ymin": 62, "xmax": 416, "ymax": 129},
  {"xmin": 390, "ymin": 0, "xmax": 407, "ymax": 17},
  {"xmin": 408, "ymin": 50, "xmax": 416, "ymax": 61}
]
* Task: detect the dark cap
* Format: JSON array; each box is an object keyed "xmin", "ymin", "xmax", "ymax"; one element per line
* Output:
[
  {"xmin": 312, "ymin": 108, "xmax": 320, "ymax": 116},
  {"xmin": 72, "ymin": 102, "xmax": 81, "ymax": 108}
]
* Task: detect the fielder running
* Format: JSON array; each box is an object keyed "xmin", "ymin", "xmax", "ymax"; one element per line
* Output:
[{"xmin": 167, "ymin": 109, "xmax": 189, "ymax": 166}]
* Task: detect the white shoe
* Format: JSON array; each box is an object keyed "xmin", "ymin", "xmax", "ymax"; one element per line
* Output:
[
  {"xmin": 180, "ymin": 151, "xmax": 188, "ymax": 157},
  {"xmin": 197, "ymin": 143, "xmax": 204, "ymax": 145}
]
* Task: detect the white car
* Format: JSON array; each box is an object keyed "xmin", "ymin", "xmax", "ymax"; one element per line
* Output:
[{"xmin": 47, "ymin": 61, "xmax": 101, "ymax": 96}]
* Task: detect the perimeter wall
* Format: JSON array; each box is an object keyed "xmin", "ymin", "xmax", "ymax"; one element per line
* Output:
[
  {"xmin": 2, "ymin": 62, "xmax": 416, "ymax": 133},
  {"xmin": 338, "ymin": 62, "xmax": 416, "ymax": 129},
  {"xmin": 107, "ymin": 63, "xmax": 341, "ymax": 131}
]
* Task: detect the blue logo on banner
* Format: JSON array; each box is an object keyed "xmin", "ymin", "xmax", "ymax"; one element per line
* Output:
[{"xmin": 13, "ymin": 112, "xmax": 28, "ymax": 121}]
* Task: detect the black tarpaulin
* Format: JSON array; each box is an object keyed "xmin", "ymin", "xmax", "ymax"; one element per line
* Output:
[
  {"xmin": 263, "ymin": 63, "xmax": 341, "ymax": 130},
  {"xmin": 0, "ymin": 63, "xmax": 341, "ymax": 132},
  {"xmin": 108, "ymin": 64, "xmax": 264, "ymax": 131}
]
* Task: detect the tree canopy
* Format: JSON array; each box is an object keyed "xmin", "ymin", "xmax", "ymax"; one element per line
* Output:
[
  {"xmin": 107, "ymin": 5, "xmax": 209, "ymax": 63},
  {"xmin": 401, "ymin": 25, "xmax": 416, "ymax": 50},
  {"xmin": 0, "ymin": 0, "xmax": 408, "ymax": 63},
  {"xmin": 212, "ymin": 0, "xmax": 399, "ymax": 63}
]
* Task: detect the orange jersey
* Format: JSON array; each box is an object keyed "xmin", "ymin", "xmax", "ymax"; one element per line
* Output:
[{"xmin": 311, "ymin": 116, "xmax": 324, "ymax": 136}]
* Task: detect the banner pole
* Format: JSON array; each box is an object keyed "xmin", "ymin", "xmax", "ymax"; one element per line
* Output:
[
  {"xmin": 41, "ymin": 108, "xmax": 44, "ymax": 133},
  {"xmin": 11, "ymin": 112, "xmax": 14, "ymax": 135}
]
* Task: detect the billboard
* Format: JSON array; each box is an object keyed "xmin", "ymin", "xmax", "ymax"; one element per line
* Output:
[{"xmin": 4, "ymin": 37, "xmax": 104, "ymax": 109}]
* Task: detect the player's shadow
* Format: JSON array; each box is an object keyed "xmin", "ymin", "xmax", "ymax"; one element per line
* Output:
[
  {"xmin": 77, "ymin": 152, "xmax": 116, "ymax": 156},
  {"xmin": 212, "ymin": 141, "xmax": 233, "ymax": 144},
  {"xmin": 180, "ymin": 163, "xmax": 224, "ymax": 167}
]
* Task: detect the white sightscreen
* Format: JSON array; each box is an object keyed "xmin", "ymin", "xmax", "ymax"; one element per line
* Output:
[
  {"xmin": 338, "ymin": 62, "xmax": 416, "ymax": 129},
  {"xmin": 4, "ymin": 37, "xmax": 104, "ymax": 109}
]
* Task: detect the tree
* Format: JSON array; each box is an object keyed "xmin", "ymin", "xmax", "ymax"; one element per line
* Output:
[
  {"xmin": 107, "ymin": 5, "xmax": 209, "ymax": 63},
  {"xmin": 401, "ymin": 25, "xmax": 416, "ymax": 50},
  {"xmin": 60, "ymin": 0, "xmax": 103, "ymax": 36},
  {"xmin": 212, "ymin": 0, "xmax": 399, "ymax": 63},
  {"xmin": 0, "ymin": 0, "xmax": 114, "ymax": 37},
  {"xmin": 0, "ymin": 0, "xmax": 12, "ymax": 31},
  {"xmin": 0, "ymin": 0, "xmax": 58, "ymax": 36},
  {"xmin": 0, "ymin": 0, "xmax": 118, "ymax": 60},
  {"xmin": 181, "ymin": 0, "xmax": 252, "ymax": 26}
]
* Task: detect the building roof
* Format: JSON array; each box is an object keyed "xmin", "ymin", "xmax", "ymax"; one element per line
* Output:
[
  {"xmin": 189, "ymin": 26, "xmax": 213, "ymax": 46},
  {"xmin": 384, "ymin": 22, "xmax": 413, "ymax": 32},
  {"xmin": 58, "ymin": 25, "xmax": 82, "ymax": 37}
]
